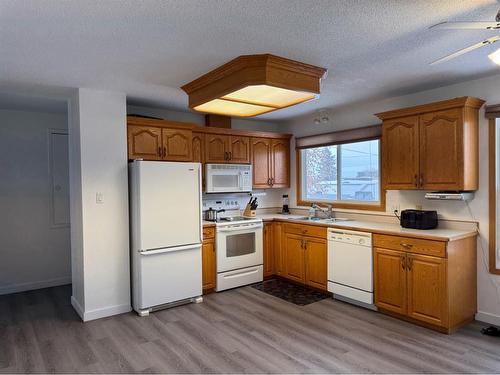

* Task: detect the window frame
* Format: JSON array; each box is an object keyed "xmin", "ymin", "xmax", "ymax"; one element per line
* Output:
[
  {"xmin": 488, "ymin": 117, "xmax": 500, "ymax": 275},
  {"xmin": 296, "ymin": 137, "xmax": 386, "ymax": 211}
]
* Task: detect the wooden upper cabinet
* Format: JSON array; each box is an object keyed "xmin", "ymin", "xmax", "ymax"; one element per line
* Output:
[
  {"xmin": 251, "ymin": 137, "xmax": 272, "ymax": 188},
  {"xmin": 271, "ymin": 139, "xmax": 290, "ymax": 188},
  {"xmin": 406, "ymin": 254, "xmax": 447, "ymax": 327},
  {"xmin": 205, "ymin": 134, "xmax": 229, "ymax": 163},
  {"xmin": 229, "ymin": 136, "xmax": 250, "ymax": 163},
  {"xmin": 376, "ymin": 97, "xmax": 484, "ymax": 191},
  {"xmin": 192, "ymin": 132, "xmax": 205, "ymax": 164},
  {"xmin": 162, "ymin": 128, "xmax": 192, "ymax": 161},
  {"xmin": 374, "ymin": 247, "xmax": 407, "ymax": 315},
  {"xmin": 304, "ymin": 237, "xmax": 327, "ymax": 290},
  {"xmin": 127, "ymin": 125, "xmax": 162, "ymax": 160},
  {"xmin": 419, "ymin": 109, "xmax": 462, "ymax": 190},
  {"xmin": 251, "ymin": 137, "xmax": 290, "ymax": 189},
  {"xmin": 382, "ymin": 116, "xmax": 419, "ymax": 189}
]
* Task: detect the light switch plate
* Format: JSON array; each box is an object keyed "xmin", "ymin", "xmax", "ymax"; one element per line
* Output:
[{"xmin": 96, "ymin": 192, "xmax": 104, "ymax": 204}]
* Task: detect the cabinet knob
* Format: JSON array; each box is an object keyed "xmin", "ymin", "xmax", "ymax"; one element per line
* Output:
[{"xmin": 400, "ymin": 254, "xmax": 406, "ymax": 270}]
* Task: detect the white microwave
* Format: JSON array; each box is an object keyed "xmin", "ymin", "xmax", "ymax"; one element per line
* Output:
[{"xmin": 205, "ymin": 164, "xmax": 252, "ymax": 193}]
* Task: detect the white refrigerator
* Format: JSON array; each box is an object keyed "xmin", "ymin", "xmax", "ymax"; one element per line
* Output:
[{"xmin": 129, "ymin": 160, "xmax": 203, "ymax": 316}]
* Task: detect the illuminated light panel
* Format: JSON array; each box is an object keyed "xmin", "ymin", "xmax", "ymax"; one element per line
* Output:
[
  {"xmin": 222, "ymin": 85, "xmax": 317, "ymax": 108},
  {"xmin": 489, "ymin": 47, "xmax": 500, "ymax": 65},
  {"xmin": 193, "ymin": 98, "xmax": 275, "ymax": 117}
]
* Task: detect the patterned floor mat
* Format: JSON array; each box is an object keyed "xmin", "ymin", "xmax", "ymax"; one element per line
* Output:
[{"xmin": 251, "ymin": 278, "xmax": 330, "ymax": 306}]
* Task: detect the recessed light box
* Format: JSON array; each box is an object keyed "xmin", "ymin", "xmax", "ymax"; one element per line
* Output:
[{"xmin": 181, "ymin": 54, "xmax": 327, "ymax": 117}]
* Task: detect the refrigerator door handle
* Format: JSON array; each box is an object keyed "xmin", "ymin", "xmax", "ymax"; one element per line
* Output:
[{"xmin": 140, "ymin": 243, "xmax": 202, "ymax": 256}]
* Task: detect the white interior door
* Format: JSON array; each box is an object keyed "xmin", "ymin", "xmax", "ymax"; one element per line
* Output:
[{"xmin": 138, "ymin": 161, "xmax": 201, "ymax": 250}]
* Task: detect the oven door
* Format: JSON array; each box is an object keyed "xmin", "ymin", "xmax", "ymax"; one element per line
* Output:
[{"xmin": 216, "ymin": 223, "xmax": 263, "ymax": 273}]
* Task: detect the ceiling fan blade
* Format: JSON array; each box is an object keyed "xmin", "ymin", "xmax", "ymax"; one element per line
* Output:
[
  {"xmin": 430, "ymin": 21, "xmax": 500, "ymax": 30},
  {"xmin": 430, "ymin": 36, "xmax": 500, "ymax": 65}
]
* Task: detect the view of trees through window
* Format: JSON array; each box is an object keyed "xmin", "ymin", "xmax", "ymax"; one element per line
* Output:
[{"xmin": 301, "ymin": 139, "xmax": 380, "ymax": 203}]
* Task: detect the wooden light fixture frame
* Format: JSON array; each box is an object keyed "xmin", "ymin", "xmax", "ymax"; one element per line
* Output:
[{"xmin": 181, "ymin": 54, "xmax": 327, "ymax": 116}]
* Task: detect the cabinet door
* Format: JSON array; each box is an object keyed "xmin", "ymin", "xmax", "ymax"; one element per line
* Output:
[
  {"xmin": 263, "ymin": 222, "xmax": 274, "ymax": 277},
  {"xmin": 251, "ymin": 138, "xmax": 271, "ymax": 188},
  {"xmin": 304, "ymin": 237, "xmax": 327, "ymax": 290},
  {"xmin": 229, "ymin": 136, "xmax": 250, "ymax": 164},
  {"xmin": 205, "ymin": 134, "xmax": 229, "ymax": 163},
  {"xmin": 382, "ymin": 116, "xmax": 419, "ymax": 189},
  {"xmin": 271, "ymin": 139, "xmax": 290, "ymax": 188},
  {"xmin": 127, "ymin": 125, "xmax": 162, "ymax": 160},
  {"xmin": 192, "ymin": 132, "xmax": 205, "ymax": 163},
  {"xmin": 273, "ymin": 222, "xmax": 284, "ymax": 276},
  {"xmin": 283, "ymin": 233, "xmax": 306, "ymax": 283},
  {"xmin": 407, "ymin": 254, "xmax": 447, "ymax": 327},
  {"xmin": 162, "ymin": 128, "xmax": 192, "ymax": 161},
  {"xmin": 202, "ymin": 239, "xmax": 216, "ymax": 291},
  {"xmin": 374, "ymin": 247, "xmax": 407, "ymax": 315},
  {"xmin": 419, "ymin": 109, "xmax": 462, "ymax": 190}
]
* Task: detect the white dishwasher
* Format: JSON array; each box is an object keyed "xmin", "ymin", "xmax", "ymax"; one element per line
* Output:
[{"xmin": 327, "ymin": 228, "xmax": 376, "ymax": 310}]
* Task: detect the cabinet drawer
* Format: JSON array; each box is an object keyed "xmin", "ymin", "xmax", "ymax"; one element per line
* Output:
[
  {"xmin": 373, "ymin": 234, "xmax": 446, "ymax": 258},
  {"xmin": 203, "ymin": 226, "xmax": 215, "ymax": 239},
  {"xmin": 284, "ymin": 223, "xmax": 327, "ymax": 239}
]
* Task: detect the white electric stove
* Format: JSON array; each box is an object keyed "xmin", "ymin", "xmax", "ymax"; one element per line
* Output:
[{"xmin": 214, "ymin": 216, "xmax": 263, "ymax": 291}]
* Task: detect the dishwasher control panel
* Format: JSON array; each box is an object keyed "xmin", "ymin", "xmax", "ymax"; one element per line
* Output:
[{"xmin": 327, "ymin": 228, "xmax": 372, "ymax": 247}]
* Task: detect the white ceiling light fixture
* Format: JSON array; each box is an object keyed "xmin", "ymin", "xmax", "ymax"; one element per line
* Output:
[
  {"xmin": 430, "ymin": 9, "xmax": 500, "ymax": 65},
  {"xmin": 489, "ymin": 47, "xmax": 500, "ymax": 65}
]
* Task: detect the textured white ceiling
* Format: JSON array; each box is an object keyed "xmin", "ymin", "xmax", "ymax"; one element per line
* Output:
[{"xmin": 0, "ymin": 0, "xmax": 499, "ymax": 120}]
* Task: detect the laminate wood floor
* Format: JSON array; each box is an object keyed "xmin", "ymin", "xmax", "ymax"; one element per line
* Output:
[{"xmin": 1, "ymin": 285, "xmax": 499, "ymax": 374}]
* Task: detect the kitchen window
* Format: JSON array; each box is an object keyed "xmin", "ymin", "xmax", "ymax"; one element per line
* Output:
[{"xmin": 296, "ymin": 125, "xmax": 384, "ymax": 211}]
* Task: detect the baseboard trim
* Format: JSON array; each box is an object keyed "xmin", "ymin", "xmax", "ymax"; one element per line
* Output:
[
  {"xmin": 79, "ymin": 303, "xmax": 131, "ymax": 322},
  {"xmin": 0, "ymin": 276, "xmax": 71, "ymax": 295},
  {"xmin": 71, "ymin": 295, "xmax": 84, "ymax": 320},
  {"xmin": 475, "ymin": 311, "xmax": 500, "ymax": 327}
]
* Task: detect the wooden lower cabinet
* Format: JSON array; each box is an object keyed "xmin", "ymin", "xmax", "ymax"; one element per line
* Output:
[
  {"xmin": 281, "ymin": 224, "xmax": 327, "ymax": 291},
  {"xmin": 373, "ymin": 247, "xmax": 407, "ymax": 315},
  {"xmin": 283, "ymin": 233, "xmax": 306, "ymax": 283},
  {"xmin": 373, "ymin": 234, "xmax": 476, "ymax": 333},
  {"xmin": 273, "ymin": 222, "xmax": 284, "ymax": 276},
  {"xmin": 407, "ymin": 253, "xmax": 447, "ymax": 326},
  {"xmin": 202, "ymin": 226, "xmax": 216, "ymax": 292},
  {"xmin": 304, "ymin": 237, "xmax": 327, "ymax": 290},
  {"xmin": 263, "ymin": 222, "xmax": 274, "ymax": 277}
]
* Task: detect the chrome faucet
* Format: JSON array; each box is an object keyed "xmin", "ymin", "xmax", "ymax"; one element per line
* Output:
[{"xmin": 311, "ymin": 203, "xmax": 333, "ymax": 219}]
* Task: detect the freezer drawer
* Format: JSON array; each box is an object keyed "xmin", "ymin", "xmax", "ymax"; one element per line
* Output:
[{"xmin": 132, "ymin": 244, "xmax": 202, "ymax": 312}]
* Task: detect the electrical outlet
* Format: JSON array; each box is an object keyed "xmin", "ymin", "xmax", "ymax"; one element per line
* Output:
[{"xmin": 390, "ymin": 203, "xmax": 400, "ymax": 214}]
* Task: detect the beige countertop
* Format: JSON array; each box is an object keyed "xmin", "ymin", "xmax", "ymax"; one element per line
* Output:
[{"xmin": 254, "ymin": 213, "xmax": 477, "ymax": 241}]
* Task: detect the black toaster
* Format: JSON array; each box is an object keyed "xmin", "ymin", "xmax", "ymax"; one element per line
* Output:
[{"xmin": 400, "ymin": 209, "xmax": 438, "ymax": 230}]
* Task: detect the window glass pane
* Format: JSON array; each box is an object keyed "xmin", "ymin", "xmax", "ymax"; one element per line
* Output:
[
  {"xmin": 339, "ymin": 140, "xmax": 380, "ymax": 202},
  {"xmin": 301, "ymin": 145, "xmax": 337, "ymax": 201}
]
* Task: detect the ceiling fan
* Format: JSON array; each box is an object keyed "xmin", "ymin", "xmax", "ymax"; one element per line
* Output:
[{"xmin": 429, "ymin": 9, "xmax": 500, "ymax": 65}]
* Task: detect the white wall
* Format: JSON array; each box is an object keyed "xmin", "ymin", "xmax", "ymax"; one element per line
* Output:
[
  {"xmin": 69, "ymin": 88, "xmax": 131, "ymax": 321},
  {"xmin": 284, "ymin": 73, "xmax": 500, "ymax": 325},
  {"xmin": 127, "ymin": 104, "xmax": 285, "ymax": 133},
  {"xmin": 0, "ymin": 109, "xmax": 71, "ymax": 294}
]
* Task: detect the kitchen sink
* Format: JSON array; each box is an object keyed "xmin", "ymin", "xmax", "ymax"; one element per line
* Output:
[{"xmin": 288, "ymin": 216, "xmax": 350, "ymax": 223}]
